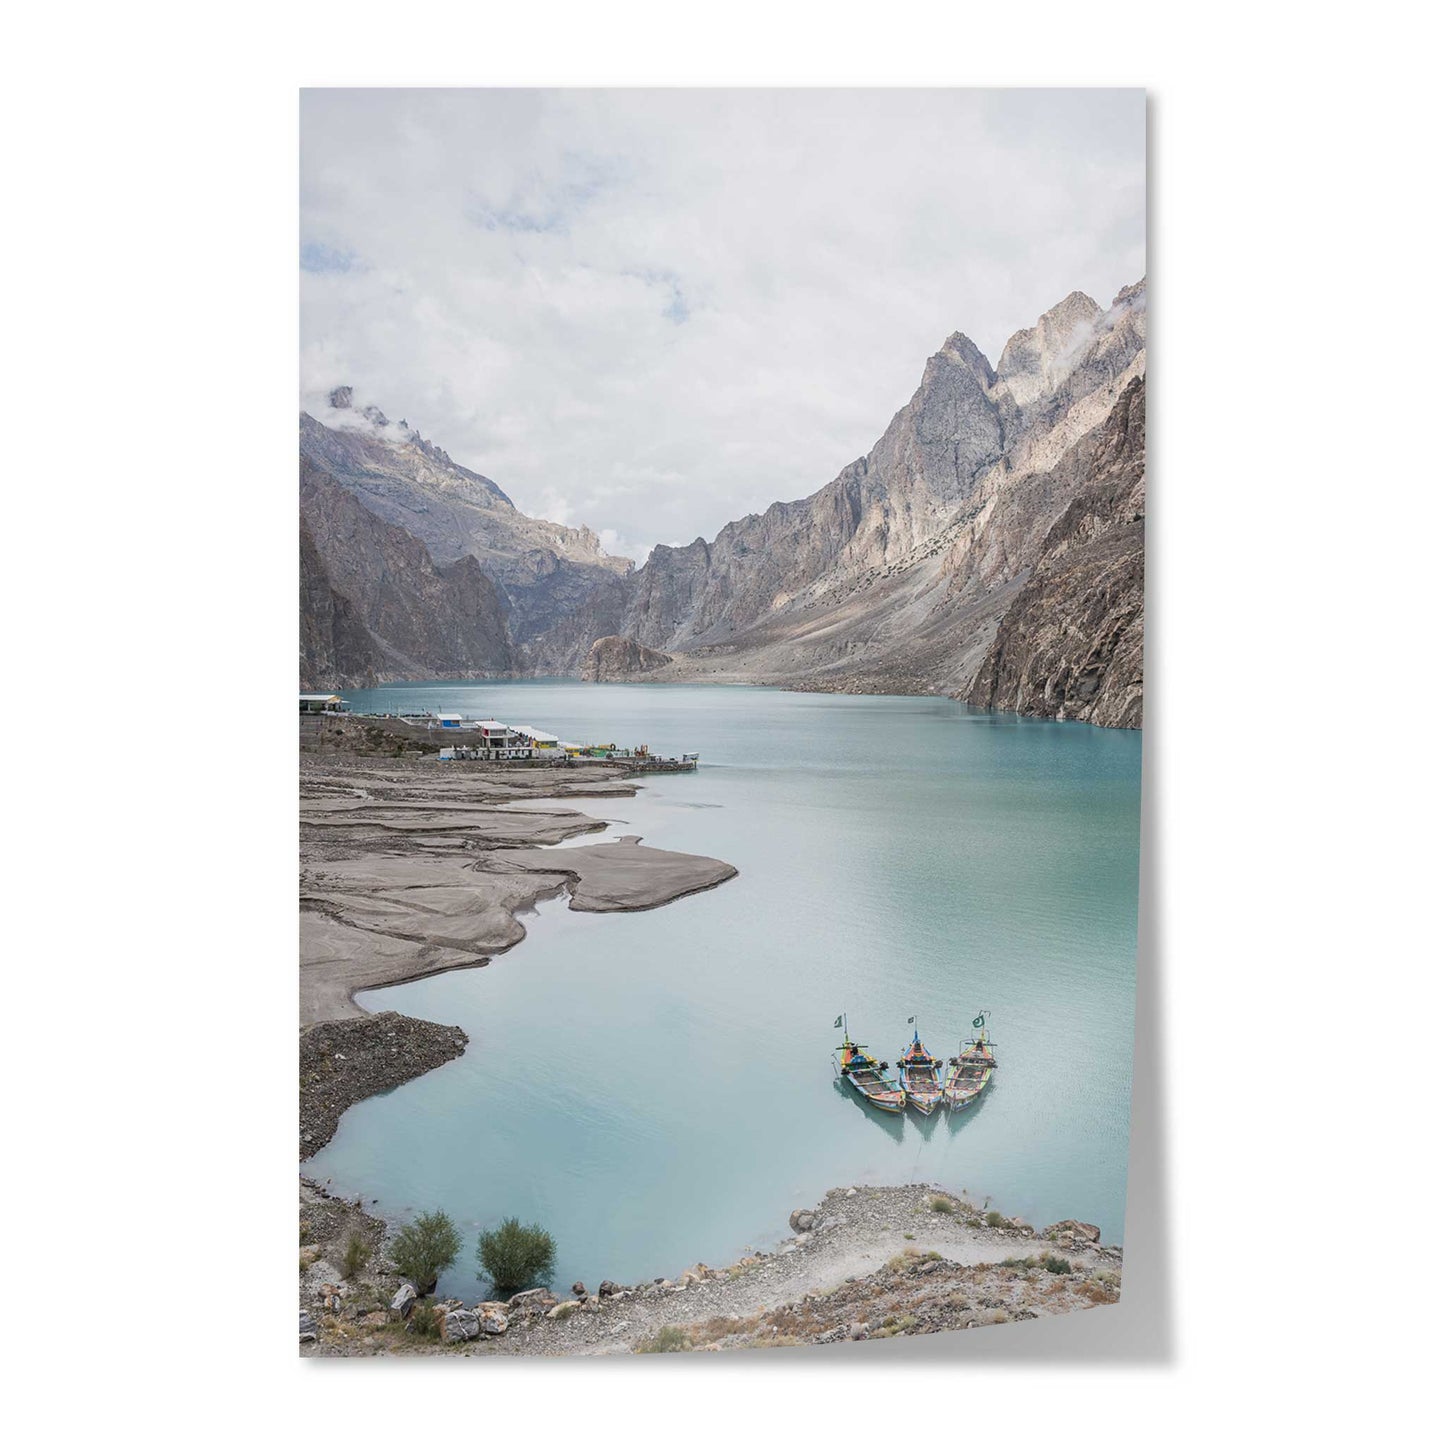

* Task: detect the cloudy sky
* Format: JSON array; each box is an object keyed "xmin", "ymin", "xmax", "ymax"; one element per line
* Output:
[{"xmin": 301, "ymin": 89, "xmax": 1144, "ymax": 562}]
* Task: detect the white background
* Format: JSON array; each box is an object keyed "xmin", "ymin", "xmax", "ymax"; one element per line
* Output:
[{"xmin": 2, "ymin": 2, "xmax": 1438, "ymax": 1438}]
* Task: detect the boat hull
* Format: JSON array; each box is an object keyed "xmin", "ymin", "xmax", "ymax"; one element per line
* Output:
[
  {"xmin": 942, "ymin": 1055, "xmax": 994, "ymax": 1111},
  {"xmin": 846, "ymin": 1076, "xmax": 905, "ymax": 1112}
]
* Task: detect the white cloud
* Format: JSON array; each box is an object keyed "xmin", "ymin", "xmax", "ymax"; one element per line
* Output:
[{"xmin": 301, "ymin": 89, "xmax": 1144, "ymax": 557}]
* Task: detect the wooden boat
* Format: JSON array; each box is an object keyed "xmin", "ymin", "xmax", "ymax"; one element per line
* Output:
[
  {"xmin": 834, "ymin": 1027, "xmax": 905, "ymax": 1114},
  {"xmin": 895, "ymin": 1029, "xmax": 943, "ymax": 1115},
  {"xmin": 942, "ymin": 1020, "xmax": 997, "ymax": 1111}
]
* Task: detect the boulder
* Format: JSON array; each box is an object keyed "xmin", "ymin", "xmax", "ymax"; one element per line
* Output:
[
  {"xmin": 789, "ymin": 1209, "xmax": 817, "ymax": 1233},
  {"xmin": 1045, "ymin": 1220, "xmax": 1101, "ymax": 1244},
  {"xmin": 478, "ymin": 1310, "xmax": 509, "ymax": 1336},
  {"xmin": 848, "ymin": 1321, "xmax": 869, "ymax": 1341},
  {"xmin": 571, "ymin": 1280, "xmax": 588, "ymax": 1297},
  {"xmin": 299, "ymin": 1310, "xmax": 318, "ymax": 1343},
  {"xmin": 389, "ymin": 1282, "xmax": 417, "ymax": 1317},
  {"xmin": 443, "ymin": 1309, "xmax": 481, "ymax": 1344},
  {"xmin": 597, "ymin": 1280, "xmax": 622, "ymax": 1297},
  {"xmin": 507, "ymin": 1287, "xmax": 559, "ymax": 1314}
]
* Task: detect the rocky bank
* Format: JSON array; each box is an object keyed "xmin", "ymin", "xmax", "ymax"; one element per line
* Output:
[
  {"xmin": 299, "ymin": 1182, "xmax": 1121, "ymax": 1357},
  {"xmin": 300, "ymin": 1012, "xmax": 467, "ymax": 1161}
]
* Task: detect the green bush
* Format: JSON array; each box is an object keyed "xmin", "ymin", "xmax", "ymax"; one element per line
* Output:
[
  {"xmin": 928, "ymin": 1195, "xmax": 956, "ymax": 1214},
  {"xmin": 1043, "ymin": 1254, "xmax": 1073, "ymax": 1275},
  {"xmin": 636, "ymin": 1325, "xmax": 692, "ymax": 1353},
  {"xmin": 984, "ymin": 1210, "xmax": 1006, "ymax": 1227},
  {"xmin": 389, "ymin": 1209, "xmax": 461, "ymax": 1294},
  {"xmin": 476, "ymin": 1216, "xmax": 557, "ymax": 1293},
  {"xmin": 407, "ymin": 1301, "xmax": 443, "ymax": 1339},
  {"xmin": 342, "ymin": 1231, "xmax": 371, "ymax": 1280}
]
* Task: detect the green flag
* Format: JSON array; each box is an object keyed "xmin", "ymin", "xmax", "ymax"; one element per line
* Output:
[
  {"xmin": 973, "ymin": 1014, "xmax": 985, "ymax": 1029},
  {"xmin": 833, "ymin": 1015, "xmax": 843, "ymax": 1028}
]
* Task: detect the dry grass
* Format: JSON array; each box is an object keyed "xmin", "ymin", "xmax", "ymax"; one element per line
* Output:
[{"xmin": 635, "ymin": 1325, "xmax": 692, "ymax": 1354}]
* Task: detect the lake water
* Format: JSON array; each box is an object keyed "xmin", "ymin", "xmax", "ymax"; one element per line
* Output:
[{"xmin": 308, "ymin": 680, "xmax": 1140, "ymax": 1300}]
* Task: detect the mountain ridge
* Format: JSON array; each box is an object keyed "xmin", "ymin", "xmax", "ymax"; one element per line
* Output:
[{"xmin": 299, "ymin": 280, "xmax": 1146, "ymax": 727}]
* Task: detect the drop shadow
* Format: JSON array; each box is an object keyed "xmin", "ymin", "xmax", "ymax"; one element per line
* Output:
[
  {"xmin": 904, "ymin": 1103, "xmax": 943, "ymax": 1137},
  {"xmin": 832, "ymin": 1078, "xmax": 907, "ymax": 1142},
  {"xmin": 941, "ymin": 1090, "xmax": 992, "ymax": 1134}
]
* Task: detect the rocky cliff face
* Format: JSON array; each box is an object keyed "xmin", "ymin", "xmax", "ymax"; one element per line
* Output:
[
  {"xmin": 967, "ymin": 376, "xmax": 1145, "ymax": 727},
  {"xmin": 581, "ymin": 636, "xmax": 673, "ymax": 683},
  {"xmin": 300, "ymin": 390, "xmax": 632, "ymax": 644},
  {"xmin": 299, "ymin": 457, "xmax": 514, "ymax": 689},
  {"xmin": 527, "ymin": 280, "xmax": 1146, "ymax": 726}
]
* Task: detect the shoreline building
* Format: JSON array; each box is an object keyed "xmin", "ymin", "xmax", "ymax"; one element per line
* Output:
[{"xmin": 300, "ymin": 693, "xmax": 349, "ymax": 714}]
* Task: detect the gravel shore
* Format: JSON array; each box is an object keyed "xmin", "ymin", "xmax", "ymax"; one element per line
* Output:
[
  {"xmin": 300, "ymin": 1012, "xmax": 467, "ymax": 1161},
  {"xmin": 299, "ymin": 1182, "xmax": 1120, "ymax": 1357}
]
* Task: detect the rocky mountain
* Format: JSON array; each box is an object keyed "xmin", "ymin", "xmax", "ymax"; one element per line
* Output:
[
  {"xmin": 581, "ymin": 635, "xmax": 673, "ymax": 683},
  {"xmin": 300, "ymin": 389, "xmax": 632, "ymax": 643},
  {"xmin": 299, "ymin": 457, "xmax": 513, "ymax": 689},
  {"xmin": 525, "ymin": 280, "xmax": 1146, "ymax": 726},
  {"xmin": 967, "ymin": 376, "xmax": 1145, "ymax": 727},
  {"xmin": 299, "ymin": 281, "xmax": 1146, "ymax": 725}
]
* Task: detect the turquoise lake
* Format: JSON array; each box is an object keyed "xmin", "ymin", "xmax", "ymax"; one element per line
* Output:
[{"xmin": 307, "ymin": 680, "xmax": 1140, "ymax": 1301}]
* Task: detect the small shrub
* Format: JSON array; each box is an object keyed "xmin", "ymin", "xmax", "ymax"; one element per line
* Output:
[
  {"xmin": 476, "ymin": 1216, "xmax": 557, "ymax": 1293},
  {"xmin": 984, "ymin": 1210, "xmax": 1006, "ymax": 1228},
  {"xmin": 1043, "ymin": 1254, "xmax": 1073, "ymax": 1275},
  {"xmin": 636, "ymin": 1325, "xmax": 692, "ymax": 1353},
  {"xmin": 903, "ymin": 1232, "xmax": 915, "ymax": 1240},
  {"xmin": 928, "ymin": 1195, "xmax": 956, "ymax": 1214},
  {"xmin": 407, "ymin": 1302, "xmax": 443, "ymax": 1339},
  {"xmin": 389, "ymin": 1208, "xmax": 461, "ymax": 1294},
  {"xmin": 342, "ymin": 1231, "xmax": 371, "ymax": 1280}
]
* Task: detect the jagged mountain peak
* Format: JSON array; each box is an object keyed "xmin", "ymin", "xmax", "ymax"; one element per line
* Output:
[
  {"xmin": 934, "ymin": 330, "xmax": 998, "ymax": 385},
  {"xmin": 1111, "ymin": 277, "xmax": 1147, "ymax": 311},
  {"xmin": 318, "ymin": 384, "xmax": 426, "ymax": 448},
  {"xmin": 996, "ymin": 291, "xmax": 1103, "ymax": 381},
  {"xmin": 300, "ymin": 392, "xmax": 633, "ymax": 648}
]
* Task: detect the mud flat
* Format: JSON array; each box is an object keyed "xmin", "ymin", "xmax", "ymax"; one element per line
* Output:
[
  {"xmin": 301, "ymin": 755, "xmax": 736, "ymax": 1025},
  {"xmin": 299, "ymin": 1182, "xmax": 1121, "ymax": 1357},
  {"xmin": 299, "ymin": 753, "xmax": 737, "ymax": 1154}
]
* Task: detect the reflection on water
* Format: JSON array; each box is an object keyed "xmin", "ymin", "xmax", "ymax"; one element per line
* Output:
[{"xmin": 309, "ymin": 681, "xmax": 1140, "ymax": 1299}]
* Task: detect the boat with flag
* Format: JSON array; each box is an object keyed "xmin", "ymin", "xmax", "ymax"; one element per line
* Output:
[
  {"xmin": 942, "ymin": 1013, "xmax": 997, "ymax": 1111},
  {"xmin": 831, "ymin": 1014, "xmax": 905, "ymax": 1114},
  {"xmin": 895, "ymin": 1020, "xmax": 943, "ymax": 1114}
]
